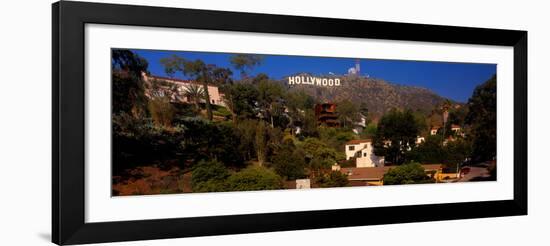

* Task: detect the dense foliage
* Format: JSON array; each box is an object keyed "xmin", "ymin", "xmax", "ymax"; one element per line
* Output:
[
  {"xmin": 466, "ymin": 75, "xmax": 497, "ymax": 162},
  {"xmin": 226, "ymin": 166, "xmax": 283, "ymax": 191},
  {"xmin": 315, "ymin": 171, "xmax": 349, "ymax": 188},
  {"xmin": 372, "ymin": 109, "xmax": 420, "ymax": 164},
  {"xmin": 382, "ymin": 162, "xmax": 435, "ymax": 185}
]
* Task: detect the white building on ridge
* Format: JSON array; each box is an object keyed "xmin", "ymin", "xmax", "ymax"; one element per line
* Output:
[
  {"xmin": 345, "ymin": 139, "xmax": 384, "ymax": 168},
  {"xmin": 142, "ymin": 72, "xmax": 226, "ymax": 107}
]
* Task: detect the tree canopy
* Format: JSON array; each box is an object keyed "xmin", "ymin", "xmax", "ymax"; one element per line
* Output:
[
  {"xmin": 191, "ymin": 159, "xmax": 230, "ymax": 192},
  {"xmin": 382, "ymin": 162, "xmax": 434, "ymax": 185},
  {"xmin": 111, "ymin": 49, "xmax": 149, "ymax": 117},
  {"xmin": 465, "ymin": 75, "xmax": 496, "ymax": 162},
  {"xmin": 230, "ymin": 54, "xmax": 264, "ymax": 77},
  {"xmin": 373, "ymin": 109, "xmax": 420, "ymax": 164},
  {"xmin": 315, "ymin": 171, "xmax": 349, "ymax": 188},
  {"xmin": 272, "ymin": 143, "xmax": 307, "ymax": 180},
  {"xmin": 226, "ymin": 166, "xmax": 283, "ymax": 191}
]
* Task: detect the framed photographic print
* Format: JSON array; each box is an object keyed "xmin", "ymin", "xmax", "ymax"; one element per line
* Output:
[{"xmin": 52, "ymin": 1, "xmax": 527, "ymax": 245}]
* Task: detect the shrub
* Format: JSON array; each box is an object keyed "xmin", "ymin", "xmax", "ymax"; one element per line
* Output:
[
  {"xmin": 315, "ymin": 171, "xmax": 349, "ymax": 188},
  {"xmin": 191, "ymin": 160, "xmax": 230, "ymax": 192},
  {"xmin": 148, "ymin": 96, "xmax": 175, "ymax": 127},
  {"xmin": 226, "ymin": 166, "xmax": 283, "ymax": 191},
  {"xmin": 272, "ymin": 146, "xmax": 307, "ymax": 180},
  {"xmin": 382, "ymin": 162, "xmax": 435, "ymax": 185}
]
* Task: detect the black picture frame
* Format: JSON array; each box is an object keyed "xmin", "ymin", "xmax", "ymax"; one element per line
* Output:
[{"xmin": 52, "ymin": 1, "xmax": 527, "ymax": 245}]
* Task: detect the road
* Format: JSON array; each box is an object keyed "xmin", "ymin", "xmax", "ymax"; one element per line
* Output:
[{"xmin": 457, "ymin": 162, "xmax": 493, "ymax": 182}]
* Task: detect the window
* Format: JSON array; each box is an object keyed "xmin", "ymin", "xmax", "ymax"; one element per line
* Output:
[
  {"xmin": 364, "ymin": 153, "xmax": 367, "ymax": 157},
  {"xmin": 348, "ymin": 146, "xmax": 355, "ymax": 151}
]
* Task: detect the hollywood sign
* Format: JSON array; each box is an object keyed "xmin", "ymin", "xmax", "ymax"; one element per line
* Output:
[{"xmin": 288, "ymin": 76, "xmax": 341, "ymax": 87}]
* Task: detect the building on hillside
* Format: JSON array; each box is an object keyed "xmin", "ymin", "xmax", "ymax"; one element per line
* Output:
[
  {"xmin": 342, "ymin": 166, "xmax": 389, "ymax": 186},
  {"xmin": 450, "ymin": 124, "xmax": 465, "ymax": 137},
  {"xmin": 450, "ymin": 124, "xmax": 461, "ymax": 132},
  {"xmin": 340, "ymin": 164, "xmax": 444, "ymax": 186},
  {"xmin": 430, "ymin": 126, "xmax": 440, "ymax": 135},
  {"xmin": 416, "ymin": 136, "xmax": 425, "ymax": 144},
  {"xmin": 352, "ymin": 113, "xmax": 368, "ymax": 134},
  {"xmin": 314, "ymin": 103, "xmax": 339, "ymax": 127},
  {"xmin": 344, "ymin": 139, "xmax": 384, "ymax": 168},
  {"xmin": 141, "ymin": 72, "xmax": 226, "ymax": 106},
  {"xmin": 347, "ymin": 58, "xmax": 361, "ymax": 76}
]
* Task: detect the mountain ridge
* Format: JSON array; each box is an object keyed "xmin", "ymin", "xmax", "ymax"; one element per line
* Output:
[{"xmin": 279, "ymin": 75, "xmax": 452, "ymax": 119}]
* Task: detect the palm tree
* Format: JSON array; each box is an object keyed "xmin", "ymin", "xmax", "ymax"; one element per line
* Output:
[
  {"xmin": 183, "ymin": 84, "xmax": 205, "ymax": 112},
  {"xmin": 160, "ymin": 56, "xmax": 215, "ymax": 121}
]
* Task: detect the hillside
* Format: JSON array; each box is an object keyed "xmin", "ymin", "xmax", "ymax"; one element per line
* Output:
[{"xmin": 281, "ymin": 75, "xmax": 450, "ymax": 119}]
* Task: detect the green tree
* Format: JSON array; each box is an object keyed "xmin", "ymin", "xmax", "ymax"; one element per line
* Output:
[
  {"xmin": 300, "ymin": 109, "xmax": 319, "ymax": 137},
  {"xmin": 300, "ymin": 138, "xmax": 343, "ymax": 163},
  {"xmin": 382, "ymin": 162, "xmax": 434, "ymax": 185},
  {"xmin": 255, "ymin": 121, "xmax": 269, "ymax": 166},
  {"xmin": 112, "ymin": 49, "xmax": 149, "ymax": 78},
  {"xmin": 111, "ymin": 49, "xmax": 149, "ymax": 117},
  {"xmin": 230, "ymin": 54, "xmax": 264, "ymax": 78},
  {"xmin": 147, "ymin": 96, "xmax": 175, "ymax": 127},
  {"xmin": 337, "ymin": 99, "xmax": 360, "ymax": 128},
  {"xmin": 182, "ymin": 84, "xmax": 204, "ymax": 112},
  {"xmin": 251, "ymin": 73, "xmax": 269, "ymax": 85},
  {"xmin": 407, "ymin": 135, "xmax": 446, "ymax": 164},
  {"xmin": 465, "ymin": 75, "xmax": 496, "ymax": 162},
  {"xmin": 443, "ymin": 138, "xmax": 472, "ymax": 170},
  {"xmin": 257, "ymin": 80, "xmax": 285, "ymax": 128},
  {"xmin": 299, "ymin": 137, "xmax": 344, "ymax": 177},
  {"xmin": 272, "ymin": 143, "xmax": 306, "ymax": 180},
  {"xmin": 373, "ymin": 109, "xmax": 420, "ymax": 164},
  {"xmin": 318, "ymin": 127, "xmax": 355, "ymax": 151},
  {"xmin": 211, "ymin": 67, "xmax": 234, "ymax": 85},
  {"xmin": 234, "ymin": 119, "xmax": 259, "ymax": 161},
  {"xmin": 226, "ymin": 166, "xmax": 283, "ymax": 191},
  {"xmin": 360, "ymin": 122, "xmax": 377, "ymax": 139},
  {"xmin": 191, "ymin": 159, "xmax": 230, "ymax": 192},
  {"xmin": 315, "ymin": 171, "xmax": 349, "ymax": 188},
  {"xmin": 286, "ymin": 90, "xmax": 316, "ymax": 111},
  {"xmin": 176, "ymin": 118, "xmax": 244, "ymax": 168},
  {"xmin": 412, "ymin": 110, "xmax": 429, "ymax": 136},
  {"xmin": 222, "ymin": 83, "xmax": 259, "ymax": 122}
]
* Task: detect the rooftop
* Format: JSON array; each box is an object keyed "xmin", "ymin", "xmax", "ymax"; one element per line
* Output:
[
  {"xmin": 346, "ymin": 139, "xmax": 372, "ymax": 145},
  {"xmin": 340, "ymin": 164, "xmax": 443, "ymax": 181}
]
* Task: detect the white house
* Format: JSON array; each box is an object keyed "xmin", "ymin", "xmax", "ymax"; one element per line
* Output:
[
  {"xmin": 430, "ymin": 127, "xmax": 440, "ymax": 135},
  {"xmin": 352, "ymin": 114, "xmax": 368, "ymax": 134},
  {"xmin": 142, "ymin": 72, "xmax": 226, "ymax": 106},
  {"xmin": 345, "ymin": 139, "xmax": 384, "ymax": 168},
  {"xmin": 450, "ymin": 124, "xmax": 465, "ymax": 137}
]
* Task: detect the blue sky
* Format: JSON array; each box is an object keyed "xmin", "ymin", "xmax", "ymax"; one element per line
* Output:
[{"xmin": 131, "ymin": 49, "xmax": 496, "ymax": 102}]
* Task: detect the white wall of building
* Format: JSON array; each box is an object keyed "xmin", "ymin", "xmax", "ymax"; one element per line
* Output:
[
  {"xmin": 143, "ymin": 74, "xmax": 226, "ymax": 106},
  {"xmin": 345, "ymin": 142, "xmax": 369, "ymax": 160},
  {"xmin": 355, "ymin": 144, "xmax": 385, "ymax": 168},
  {"xmin": 346, "ymin": 141, "xmax": 384, "ymax": 167}
]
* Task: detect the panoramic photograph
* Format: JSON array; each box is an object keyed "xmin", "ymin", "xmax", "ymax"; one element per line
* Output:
[{"xmin": 111, "ymin": 48, "xmax": 497, "ymax": 196}]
